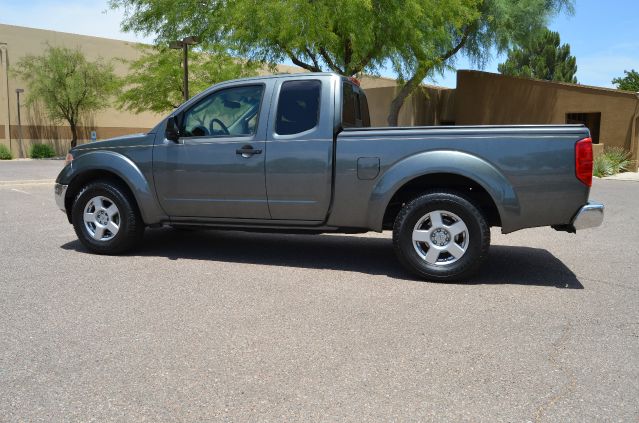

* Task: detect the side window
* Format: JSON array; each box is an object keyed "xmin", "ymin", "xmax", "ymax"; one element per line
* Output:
[
  {"xmin": 359, "ymin": 91, "xmax": 371, "ymax": 127},
  {"xmin": 276, "ymin": 80, "xmax": 321, "ymax": 135},
  {"xmin": 342, "ymin": 82, "xmax": 371, "ymax": 128},
  {"xmin": 181, "ymin": 85, "xmax": 264, "ymax": 138},
  {"xmin": 342, "ymin": 82, "xmax": 357, "ymax": 127}
]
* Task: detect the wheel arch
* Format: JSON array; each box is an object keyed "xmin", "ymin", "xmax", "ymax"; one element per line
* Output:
[
  {"xmin": 60, "ymin": 151, "xmax": 164, "ymax": 225},
  {"xmin": 367, "ymin": 150, "xmax": 520, "ymax": 231}
]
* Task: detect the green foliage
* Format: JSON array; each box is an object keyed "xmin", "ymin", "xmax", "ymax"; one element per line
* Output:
[
  {"xmin": 0, "ymin": 144, "xmax": 12, "ymax": 160},
  {"xmin": 110, "ymin": 0, "xmax": 573, "ymax": 125},
  {"xmin": 612, "ymin": 70, "xmax": 639, "ymax": 91},
  {"xmin": 13, "ymin": 45, "xmax": 119, "ymax": 147},
  {"xmin": 593, "ymin": 147, "xmax": 633, "ymax": 177},
  {"xmin": 498, "ymin": 29, "xmax": 577, "ymax": 82},
  {"xmin": 117, "ymin": 45, "xmax": 258, "ymax": 114},
  {"xmin": 29, "ymin": 143, "xmax": 56, "ymax": 159},
  {"xmin": 604, "ymin": 147, "xmax": 632, "ymax": 174},
  {"xmin": 593, "ymin": 155, "xmax": 613, "ymax": 178}
]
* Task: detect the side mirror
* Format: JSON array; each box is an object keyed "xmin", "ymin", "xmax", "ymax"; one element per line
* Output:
[{"xmin": 165, "ymin": 116, "xmax": 180, "ymax": 142}]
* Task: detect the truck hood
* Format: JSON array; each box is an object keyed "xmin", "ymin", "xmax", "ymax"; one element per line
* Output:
[{"xmin": 72, "ymin": 133, "xmax": 153, "ymax": 152}]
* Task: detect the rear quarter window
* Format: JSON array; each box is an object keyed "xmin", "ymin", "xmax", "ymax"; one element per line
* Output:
[
  {"xmin": 342, "ymin": 82, "xmax": 371, "ymax": 128},
  {"xmin": 276, "ymin": 80, "xmax": 321, "ymax": 135}
]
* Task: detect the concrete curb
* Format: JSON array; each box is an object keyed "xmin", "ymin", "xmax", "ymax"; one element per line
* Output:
[{"xmin": 599, "ymin": 172, "xmax": 639, "ymax": 182}]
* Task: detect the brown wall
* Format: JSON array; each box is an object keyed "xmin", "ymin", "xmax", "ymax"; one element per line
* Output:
[
  {"xmin": 455, "ymin": 70, "xmax": 639, "ymax": 169},
  {"xmin": 364, "ymin": 83, "xmax": 454, "ymax": 127}
]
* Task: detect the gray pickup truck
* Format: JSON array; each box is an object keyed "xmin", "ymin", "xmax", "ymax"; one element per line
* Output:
[{"xmin": 54, "ymin": 72, "xmax": 603, "ymax": 280}]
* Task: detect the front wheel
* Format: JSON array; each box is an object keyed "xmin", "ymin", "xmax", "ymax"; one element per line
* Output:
[
  {"xmin": 392, "ymin": 191, "xmax": 490, "ymax": 281},
  {"xmin": 71, "ymin": 180, "xmax": 144, "ymax": 254}
]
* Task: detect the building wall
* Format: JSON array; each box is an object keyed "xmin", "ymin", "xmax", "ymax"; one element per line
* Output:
[
  {"xmin": 0, "ymin": 24, "xmax": 164, "ymax": 157},
  {"xmin": 363, "ymin": 83, "xmax": 454, "ymax": 127},
  {"xmin": 4, "ymin": 24, "xmax": 637, "ymax": 170},
  {"xmin": 455, "ymin": 70, "xmax": 639, "ymax": 169},
  {"xmin": 1, "ymin": 24, "xmax": 440, "ymax": 156}
]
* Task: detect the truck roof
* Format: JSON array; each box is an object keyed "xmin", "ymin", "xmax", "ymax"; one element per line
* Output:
[{"xmin": 217, "ymin": 72, "xmax": 346, "ymax": 85}]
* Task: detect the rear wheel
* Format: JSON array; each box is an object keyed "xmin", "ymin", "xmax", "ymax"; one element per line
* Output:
[
  {"xmin": 71, "ymin": 180, "xmax": 144, "ymax": 254},
  {"xmin": 392, "ymin": 191, "xmax": 490, "ymax": 281}
]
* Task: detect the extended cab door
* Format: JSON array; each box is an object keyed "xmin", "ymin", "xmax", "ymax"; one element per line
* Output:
[
  {"xmin": 265, "ymin": 76, "xmax": 336, "ymax": 221},
  {"xmin": 153, "ymin": 81, "xmax": 273, "ymax": 219}
]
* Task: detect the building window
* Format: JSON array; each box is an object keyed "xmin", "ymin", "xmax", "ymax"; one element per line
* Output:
[{"xmin": 566, "ymin": 112, "xmax": 601, "ymax": 144}]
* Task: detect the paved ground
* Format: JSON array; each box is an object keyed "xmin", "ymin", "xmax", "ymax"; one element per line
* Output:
[
  {"xmin": 601, "ymin": 171, "xmax": 639, "ymax": 182},
  {"xmin": 0, "ymin": 161, "xmax": 637, "ymax": 422}
]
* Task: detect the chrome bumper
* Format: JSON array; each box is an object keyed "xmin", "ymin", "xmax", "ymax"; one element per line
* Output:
[
  {"xmin": 571, "ymin": 201, "xmax": 604, "ymax": 230},
  {"xmin": 54, "ymin": 183, "xmax": 68, "ymax": 212}
]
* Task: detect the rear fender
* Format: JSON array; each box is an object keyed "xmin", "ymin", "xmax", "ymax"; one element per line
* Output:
[{"xmin": 367, "ymin": 150, "xmax": 520, "ymax": 231}]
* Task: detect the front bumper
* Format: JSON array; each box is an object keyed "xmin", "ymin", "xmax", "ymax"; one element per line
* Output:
[
  {"xmin": 54, "ymin": 183, "xmax": 68, "ymax": 212},
  {"xmin": 571, "ymin": 201, "xmax": 604, "ymax": 230}
]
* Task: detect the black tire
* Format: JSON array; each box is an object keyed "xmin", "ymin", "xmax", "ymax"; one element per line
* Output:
[
  {"xmin": 392, "ymin": 191, "xmax": 490, "ymax": 281},
  {"xmin": 71, "ymin": 180, "xmax": 144, "ymax": 254}
]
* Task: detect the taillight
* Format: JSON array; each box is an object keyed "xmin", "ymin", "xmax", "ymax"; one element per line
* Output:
[{"xmin": 575, "ymin": 137, "xmax": 593, "ymax": 187}]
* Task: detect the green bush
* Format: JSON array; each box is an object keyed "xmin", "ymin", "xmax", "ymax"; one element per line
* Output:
[
  {"xmin": 0, "ymin": 144, "xmax": 12, "ymax": 160},
  {"xmin": 593, "ymin": 147, "xmax": 633, "ymax": 177},
  {"xmin": 29, "ymin": 143, "xmax": 56, "ymax": 159},
  {"xmin": 604, "ymin": 146, "xmax": 632, "ymax": 174},
  {"xmin": 593, "ymin": 155, "xmax": 614, "ymax": 178}
]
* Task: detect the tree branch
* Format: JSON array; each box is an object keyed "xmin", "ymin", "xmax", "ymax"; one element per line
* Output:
[
  {"xmin": 343, "ymin": 37, "xmax": 353, "ymax": 73},
  {"xmin": 304, "ymin": 47, "xmax": 321, "ymax": 71},
  {"xmin": 440, "ymin": 26, "xmax": 472, "ymax": 62},
  {"xmin": 278, "ymin": 43, "xmax": 322, "ymax": 72},
  {"xmin": 318, "ymin": 47, "xmax": 345, "ymax": 74},
  {"xmin": 387, "ymin": 26, "xmax": 472, "ymax": 126}
]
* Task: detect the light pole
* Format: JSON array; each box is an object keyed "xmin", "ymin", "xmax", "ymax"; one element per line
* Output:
[
  {"xmin": 169, "ymin": 36, "xmax": 199, "ymax": 102},
  {"xmin": 15, "ymin": 88, "xmax": 24, "ymax": 148}
]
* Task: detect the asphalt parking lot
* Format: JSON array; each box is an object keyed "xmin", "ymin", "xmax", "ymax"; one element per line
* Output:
[{"xmin": 1, "ymin": 160, "xmax": 637, "ymax": 422}]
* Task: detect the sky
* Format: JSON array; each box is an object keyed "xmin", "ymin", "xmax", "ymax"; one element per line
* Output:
[{"xmin": 1, "ymin": 0, "xmax": 638, "ymax": 88}]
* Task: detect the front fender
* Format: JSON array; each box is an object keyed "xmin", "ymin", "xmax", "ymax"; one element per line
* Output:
[
  {"xmin": 367, "ymin": 150, "xmax": 521, "ymax": 232},
  {"xmin": 58, "ymin": 150, "xmax": 164, "ymax": 224}
]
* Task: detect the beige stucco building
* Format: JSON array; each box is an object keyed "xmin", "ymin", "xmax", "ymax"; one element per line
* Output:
[
  {"xmin": 0, "ymin": 23, "xmax": 164, "ymax": 157},
  {"xmin": 0, "ymin": 23, "xmax": 436, "ymax": 157},
  {"xmin": 454, "ymin": 70, "xmax": 639, "ymax": 168},
  {"xmin": 1, "ymin": 23, "xmax": 638, "ymax": 170}
]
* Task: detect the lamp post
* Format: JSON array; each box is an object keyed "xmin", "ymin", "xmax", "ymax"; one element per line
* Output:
[
  {"xmin": 15, "ymin": 88, "xmax": 24, "ymax": 148},
  {"xmin": 169, "ymin": 36, "xmax": 199, "ymax": 102}
]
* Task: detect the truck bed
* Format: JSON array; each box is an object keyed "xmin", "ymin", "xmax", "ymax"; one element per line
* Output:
[{"xmin": 329, "ymin": 124, "xmax": 591, "ymax": 233}]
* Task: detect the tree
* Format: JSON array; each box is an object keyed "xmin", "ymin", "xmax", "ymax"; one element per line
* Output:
[
  {"xmin": 612, "ymin": 70, "xmax": 639, "ymax": 91},
  {"xmin": 13, "ymin": 46, "xmax": 118, "ymax": 147},
  {"xmin": 497, "ymin": 28, "xmax": 577, "ymax": 83},
  {"xmin": 111, "ymin": 0, "xmax": 572, "ymax": 126},
  {"xmin": 117, "ymin": 45, "xmax": 259, "ymax": 113}
]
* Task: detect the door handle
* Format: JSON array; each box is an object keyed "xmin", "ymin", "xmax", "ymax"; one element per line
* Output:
[{"xmin": 236, "ymin": 145, "xmax": 262, "ymax": 157}]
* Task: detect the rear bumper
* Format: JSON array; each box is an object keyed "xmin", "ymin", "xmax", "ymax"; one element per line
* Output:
[
  {"xmin": 54, "ymin": 183, "xmax": 68, "ymax": 212},
  {"xmin": 571, "ymin": 201, "xmax": 604, "ymax": 230}
]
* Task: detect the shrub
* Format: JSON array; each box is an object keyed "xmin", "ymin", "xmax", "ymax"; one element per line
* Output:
[
  {"xmin": 593, "ymin": 155, "xmax": 613, "ymax": 178},
  {"xmin": 29, "ymin": 143, "xmax": 56, "ymax": 159},
  {"xmin": 0, "ymin": 144, "xmax": 12, "ymax": 160},
  {"xmin": 603, "ymin": 146, "xmax": 632, "ymax": 174}
]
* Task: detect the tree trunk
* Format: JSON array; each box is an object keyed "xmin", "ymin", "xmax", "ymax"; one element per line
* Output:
[
  {"xmin": 387, "ymin": 68, "xmax": 427, "ymax": 126},
  {"xmin": 70, "ymin": 123, "xmax": 78, "ymax": 148},
  {"xmin": 387, "ymin": 28, "xmax": 471, "ymax": 126}
]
